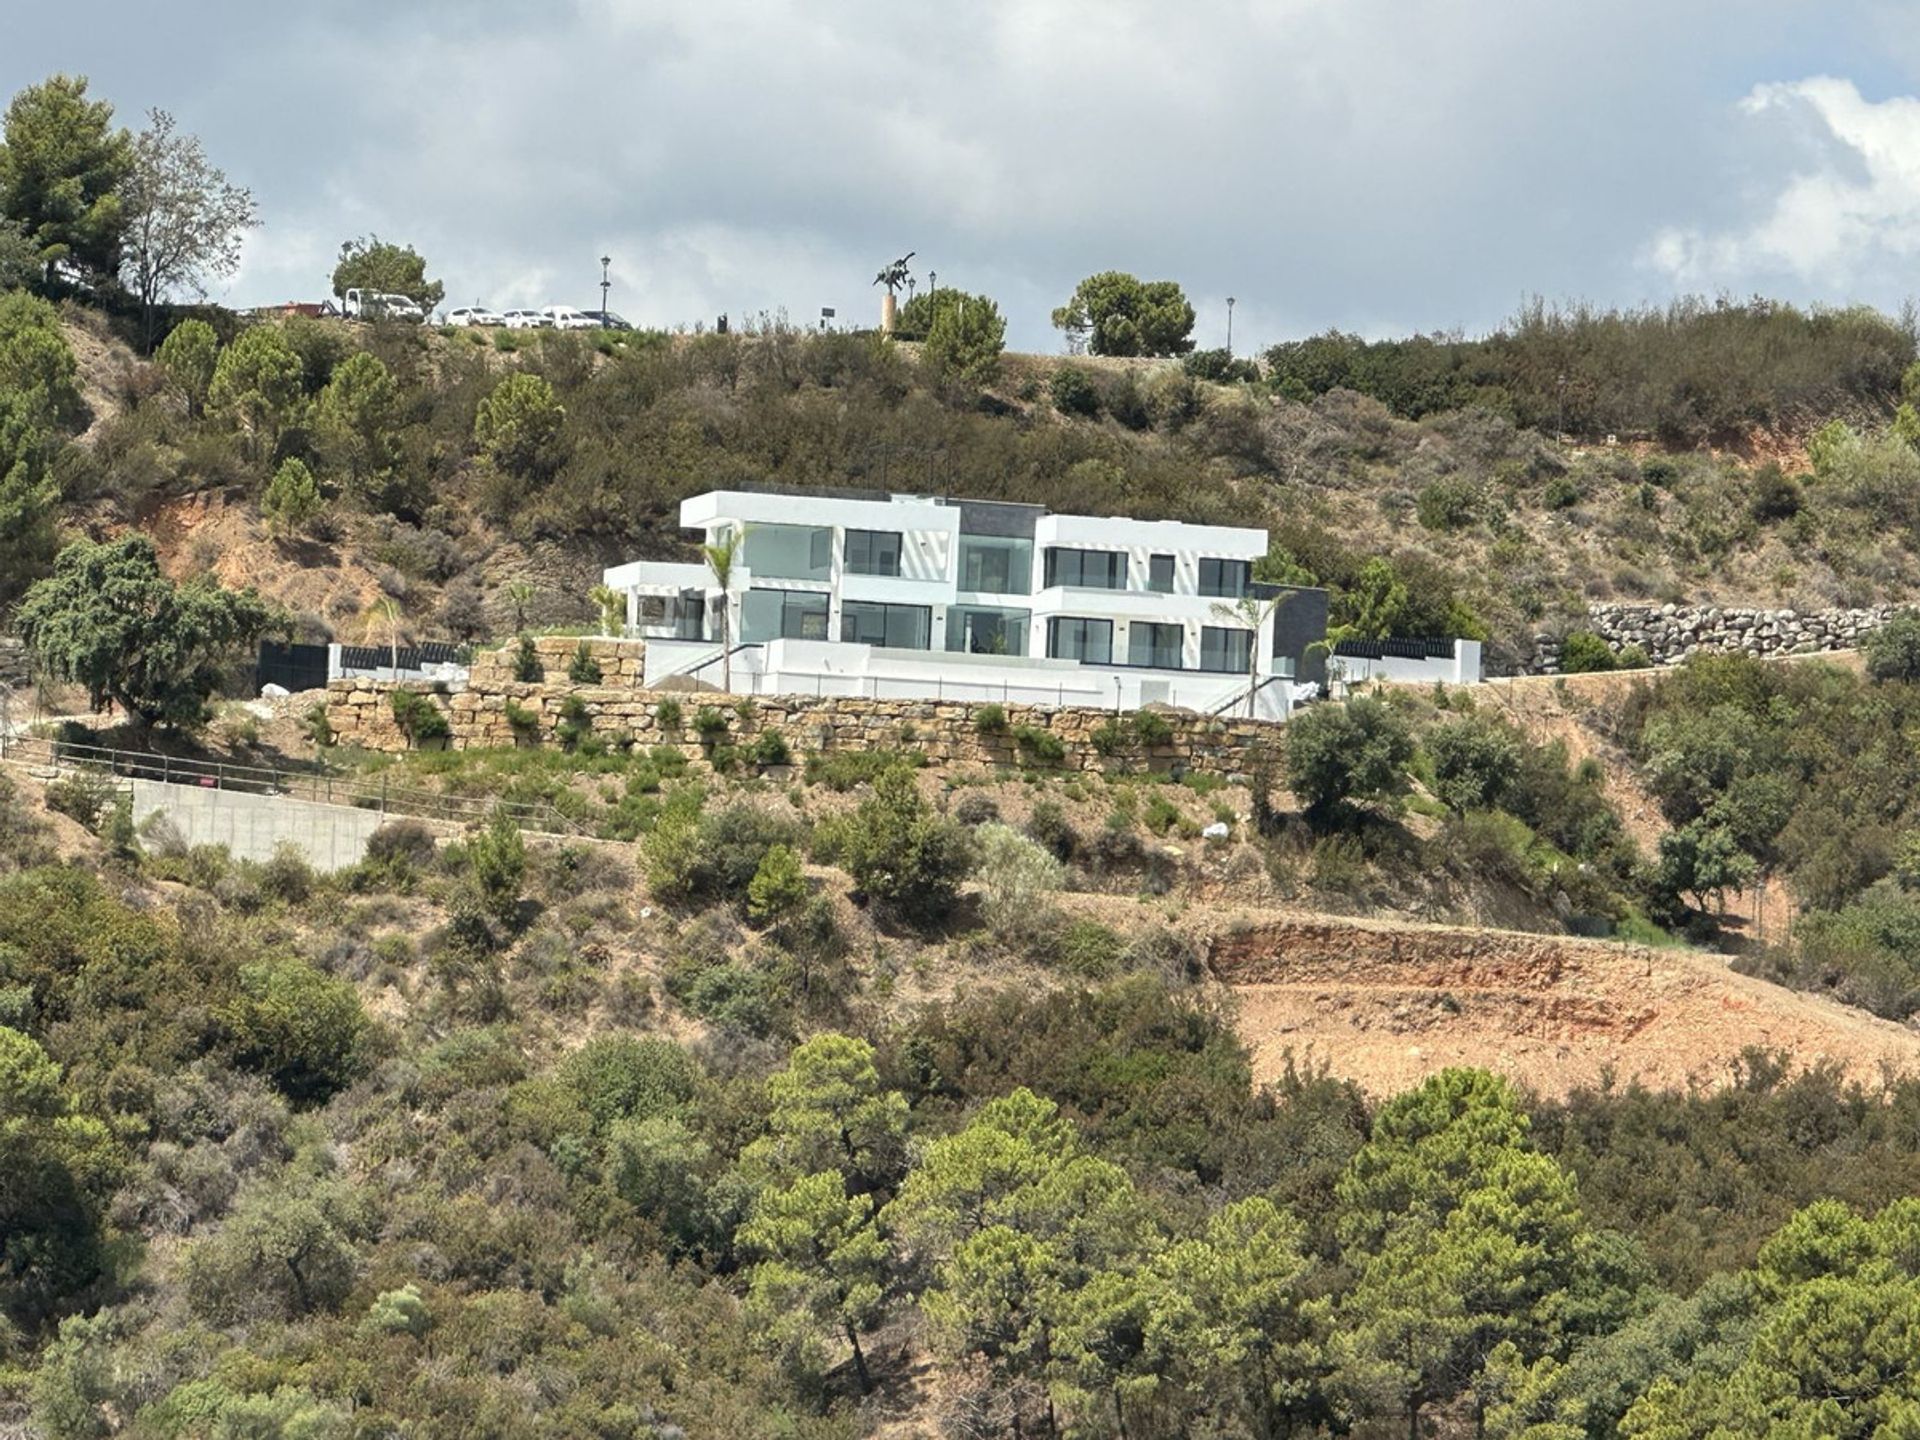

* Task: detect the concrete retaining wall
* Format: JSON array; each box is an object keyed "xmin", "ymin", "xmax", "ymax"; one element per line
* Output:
[{"xmin": 132, "ymin": 778, "xmax": 388, "ymax": 873}]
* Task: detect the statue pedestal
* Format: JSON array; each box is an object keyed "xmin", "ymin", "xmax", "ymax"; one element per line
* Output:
[{"xmin": 881, "ymin": 292, "xmax": 897, "ymax": 335}]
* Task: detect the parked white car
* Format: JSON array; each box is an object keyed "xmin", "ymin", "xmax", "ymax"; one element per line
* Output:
[
  {"xmin": 447, "ymin": 306, "xmax": 505, "ymax": 327},
  {"xmin": 502, "ymin": 309, "xmax": 553, "ymax": 329},
  {"xmin": 341, "ymin": 288, "xmax": 425, "ymax": 322},
  {"xmin": 540, "ymin": 305, "xmax": 598, "ymax": 330}
]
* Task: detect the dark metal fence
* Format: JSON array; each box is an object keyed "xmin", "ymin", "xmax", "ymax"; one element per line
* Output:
[
  {"xmin": 256, "ymin": 641, "xmax": 330, "ymax": 693},
  {"xmin": 1332, "ymin": 636, "xmax": 1458, "ymax": 661}
]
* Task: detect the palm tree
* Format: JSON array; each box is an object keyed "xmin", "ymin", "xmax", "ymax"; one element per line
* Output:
[
  {"xmin": 1210, "ymin": 589, "xmax": 1297, "ymax": 718},
  {"xmin": 702, "ymin": 528, "xmax": 741, "ymax": 694},
  {"xmin": 589, "ymin": 583, "xmax": 623, "ymax": 637},
  {"xmin": 504, "ymin": 581, "xmax": 538, "ymax": 633}
]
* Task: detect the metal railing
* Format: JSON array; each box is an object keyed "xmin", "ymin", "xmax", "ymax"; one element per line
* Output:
[{"xmin": 0, "ymin": 732, "xmax": 585, "ymax": 837}]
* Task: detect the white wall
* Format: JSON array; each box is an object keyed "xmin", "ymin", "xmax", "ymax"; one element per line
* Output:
[{"xmin": 1334, "ymin": 641, "xmax": 1483, "ymax": 687}]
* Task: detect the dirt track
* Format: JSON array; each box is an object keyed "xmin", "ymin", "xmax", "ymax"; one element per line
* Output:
[{"xmin": 1194, "ymin": 907, "xmax": 1920, "ymax": 1097}]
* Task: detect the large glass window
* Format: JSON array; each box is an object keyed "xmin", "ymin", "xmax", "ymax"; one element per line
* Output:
[
  {"xmin": 958, "ymin": 536, "xmax": 1034, "ymax": 594},
  {"xmin": 840, "ymin": 600, "xmax": 931, "ymax": 650},
  {"xmin": 1128, "ymin": 621, "xmax": 1184, "ymax": 669},
  {"xmin": 1044, "ymin": 547, "xmax": 1128, "ymax": 590},
  {"xmin": 1147, "ymin": 554, "xmax": 1175, "ymax": 593},
  {"xmin": 1200, "ymin": 625, "xmax": 1253, "ymax": 674},
  {"xmin": 946, "ymin": 605, "xmax": 1030, "ymax": 656},
  {"xmin": 1198, "ymin": 557, "xmax": 1252, "ymax": 598},
  {"xmin": 740, "ymin": 588, "xmax": 830, "ymax": 642},
  {"xmin": 843, "ymin": 528, "xmax": 903, "ymax": 577},
  {"xmin": 741, "ymin": 523, "xmax": 832, "ymax": 581},
  {"xmin": 1047, "ymin": 617, "xmax": 1113, "ymax": 664}
]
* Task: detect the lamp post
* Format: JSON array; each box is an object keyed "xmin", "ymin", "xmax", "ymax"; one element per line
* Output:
[
  {"xmin": 599, "ymin": 255, "xmax": 611, "ymax": 326},
  {"xmin": 928, "ymin": 270, "xmax": 936, "ymax": 296},
  {"xmin": 1226, "ymin": 296, "xmax": 1236, "ymax": 356}
]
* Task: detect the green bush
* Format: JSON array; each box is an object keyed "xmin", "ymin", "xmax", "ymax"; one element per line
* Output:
[
  {"xmin": 559, "ymin": 1034, "xmax": 698, "ymax": 1129},
  {"xmin": 653, "ymin": 697, "xmax": 683, "ymax": 734},
  {"xmin": 503, "ymin": 697, "xmax": 540, "ymax": 735},
  {"xmin": 43, "ymin": 772, "xmax": 114, "ymax": 830},
  {"xmin": 1089, "ymin": 719, "xmax": 1125, "ymax": 757},
  {"xmin": 1012, "ymin": 725, "xmax": 1066, "ymax": 767},
  {"xmin": 972, "ymin": 703, "xmax": 1008, "ymax": 736},
  {"xmin": 747, "ymin": 842, "xmax": 809, "ymax": 925},
  {"xmin": 555, "ymin": 694, "xmax": 594, "ymax": 752},
  {"xmin": 512, "ymin": 634, "xmax": 543, "ymax": 683},
  {"xmin": 1865, "ymin": 611, "xmax": 1920, "ymax": 683},
  {"xmin": 390, "ymin": 689, "xmax": 450, "ymax": 746},
  {"xmin": 1284, "ymin": 696, "xmax": 1414, "ymax": 824},
  {"xmin": 1559, "ymin": 631, "xmax": 1618, "ymax": 673},
  {"xmin": 839, "ymin": 768, "xmax": 976, "ymax": 925},
  {"xmin": 468, "ymin": 810, "xmax": 527, "ymax": 924},
  {"xmin": 1026, "ymin": 799, "xmax": 1079, "ymax": 860},
  {"xmin": 218, "ymin": 957, "xmax": 368, "ymax": 1104},
  {"xmin": 1143, "ymin": 793, "xmax": 1180, "ymax": 835},
  {"xmin": 1415, "ymin": 476, "xmax": 1483, "ymax": 531},
  {"xmin": 1131, "ymin": 710, "xmax": 1173, "ymax": 747},
  {"xmin": 751, "ymin": 729, "xmax": 792, "ymax": 767},
  {"xmin": 1426, "ymin": 716, "xmax": 1521, "ymax": 813},
  {"xmin": 1050, "ymin": 365, "xmax": 1100, "ymax": 417},
  {"xmin": 567, "ymin": 641, "xmax": 603, "ymax": 684},
  {"xmin": 645, "ymin": 800, "xmax": 803, "ymax": 909},
  {"xmin": 692, "ymin": 705, "xmax": 729, "ymax": 740},
  {"xmin": 804, "ymin": 748, "xmax": 922, "ymax": 791}
]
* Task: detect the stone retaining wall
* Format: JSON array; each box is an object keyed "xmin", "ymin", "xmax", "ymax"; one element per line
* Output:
[
  {"xmin": 325, "ymin": 675, "xmax": 1280, "ymax": 776},
  {"xmin": 1531, "ymin": 603, "xmax": 1900, "ymax": 673},
  {"xmin": 468, "ymin": 635, "xmax": 647, "ymax": 689},
  {"xmin": 0, "ymin": 638, "xmax": 28, "ymax": 689}
]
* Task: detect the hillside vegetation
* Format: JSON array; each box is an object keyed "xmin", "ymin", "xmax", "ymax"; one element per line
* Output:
[{"xmin": 6, "ymin": 290, "xmax": 1920, "ymax": 671}]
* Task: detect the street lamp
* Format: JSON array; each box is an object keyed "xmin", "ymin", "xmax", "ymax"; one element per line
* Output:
[
  {"xmin": 1226, "ymin": 296, "xmax": 1236, "ymax": 357},
  {"xmin": 599, "ymin": 255, "xmax": 611, "ymax": 327}
]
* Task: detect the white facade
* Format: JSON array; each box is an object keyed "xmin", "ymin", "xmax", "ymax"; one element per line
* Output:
[{"xmin": 605, "ymin": 488, "xmax": 1311, "ymax": 715}]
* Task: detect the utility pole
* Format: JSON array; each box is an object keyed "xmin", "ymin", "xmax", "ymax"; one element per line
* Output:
[
  {"xmin": 1226, "ymin": 296, "xmax": 1236, "ymax": 356},
  {"xmin": 599, "ymin": 256, "xmax": 612, "ymax": 326}
]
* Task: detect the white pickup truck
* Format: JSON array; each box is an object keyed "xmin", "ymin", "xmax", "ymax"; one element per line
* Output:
[{"xmin": 342, "ymin": 289, "xmax": 426, "ymax": 323}]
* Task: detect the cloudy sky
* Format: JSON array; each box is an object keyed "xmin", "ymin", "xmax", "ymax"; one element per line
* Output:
[{"xmin": 10, "ymin": 0, "xmax": 1920, "ymax": 352}]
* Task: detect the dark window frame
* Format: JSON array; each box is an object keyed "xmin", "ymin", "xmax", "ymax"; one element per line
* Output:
[
  {"xmin": 1200, "ymin": 624, "xmax": 1253, "ymax": 673},
  {"xmin": 1147, "ymin": 553, "xmax": 1176, "ymax": 593},
  {"xmin": 1044, "ymin": 547, "xmax": 1129, "ymax": 591},
  {"xmin": 843, "ymin": 528, "xmax": 904, "ymax": 577},
  {"xmin": 840, "ymin": 599, "xmax": 931, "ymax": 650},
  {"xmin": 1046, "ymin": 616, "xmax": 1114, "ymax": 664},
  {"xmin": 1198, "ymin": 557, "xmax": 1252, "ymax": 599},
  {"xmin": 1128, "ymin": 620, "xmax": 1184, "ymax": 669}
]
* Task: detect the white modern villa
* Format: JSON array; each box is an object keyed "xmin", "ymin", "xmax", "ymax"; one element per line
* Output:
[{"xmin": 603, "ymin": 488, "xmax": 1343, "ymax": 718}]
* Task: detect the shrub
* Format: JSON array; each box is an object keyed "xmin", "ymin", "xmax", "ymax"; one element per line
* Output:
[
  {"xmin": 953, "ymin": 791, "xmax": 1000, "ymax": 826},
  {"xmin": 1542, "ymin": 474, "xmax": 1581, "ymax": 510},
  {"xmin": 1142, "ymin": 793, "xmax": 1180, "ymax": 836},
  {"xmin": 653, "ymin": 697, "xmax": 683, "ymax": 734},
  {"xmin": 1559, "ymin": 631, "xmax": 1618, "ymax": 673},
  {"xmin": 747, "ymin": 843, "xmax": 809, "ymax": 926},
  {"xmin": 1617, "ymin": 642, "xmax": 1652, "ymax": 670},
  {"xmin": 218, "ymin": 957, "xmax": 368, "ymax": 1104},
  {"xmin": 1415, "ymin": 476, "xmax": 1482, "ymax": 531},
  {"xmin": 555, "ymin": 694, "xmax": 594, "ymax": 752},
  {"xmin": 645, "ymin": 801, "xmax": 803, "ymax": 909},
  {"xmin": 804, "ymin": 748, "xmax": 922, "ymax": 791},
  {"xmin": 1054, "ymin": 919, "xmax": 1126, "ymax": 978},
  {"xmin": 468, "ymin": 810, "xmax": 527, "ymax": 925},
  {"xmin": 567, "ymin": 641, "xmax": 603, "ymax": 684},
  {"xmin": 1131, "ymin": 710, "xmax": 1173, "ymax": 747},
  {"xmin": 512, "ymin": 634, "xmax": 543, "ymax": 683},
  {"xmin": 43, "ymin": 772, "xmax": 115, "ymax": 829},
  {"xmin": 1027, "ymin": 799, "xmax": 1079, "ymax": 860},
  {"xmin": 390, "ymin": 689, "xmax": 450, "ymax": 747},
  {"xmin": 503, "ymin": 697, "xmax": 541, "ymax": 735},
  {"xmin": 839, "ymin": 768, "xmax": 977, "ymax": 925},
  {"xmin": 1012, "ymin": 725, "xmax": 1066, "ymax": 767},
  {"xmin": 692, "ymin": 705, "xmax": 729, "ymax": 741},
  {"xmin": 1050, "ymin": 365, "xmax": 1100, "ymax": 417},
  {"xmin": 751, "ymin": 729, "xmax": 792, "ymax": 767},
  {"xmin": 972, "ymin": 703, "xmax": 1008, "ymax": 736},
  {"xmin": 1284, "ymin": 696, "xmax": 1414, "ymax": 824},
  {"xmin": 1749, "ymin": 464, "xmax": 1803, "ymax": 523},
  {"xmin": 975, "ymin": 823, "xmax": 1065, "ymax": 937},
  {"xmin": 559, "ymin": 1034, "xmax": 698, "ymax": 1129},
  {"xmin": 1865, "ymin": 611, "xmax": 1920, "ymax": 683},
  {"xmin": 363, "ymin": 819, "xmax": 436, "ymax": 879},
  {"xmin": 1426, "ymin": 716, "xmax": 1521, "ymax": 813},
  {"xmin": 1090, "ymin": 719, "xmax": 1125, "ymax": 757}
]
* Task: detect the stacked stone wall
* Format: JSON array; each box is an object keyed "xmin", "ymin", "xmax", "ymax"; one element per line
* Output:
[
  {"xmin": 1531, "ymin": 603, "xmax": 1901, "ymax": 673},
  {"xmin": 468, "ymin": 635, "xmax": 646, "ymax": 688},
  {"xmin": 326, "ymin": 668, "xmax": 1280, "ymax": 776}
]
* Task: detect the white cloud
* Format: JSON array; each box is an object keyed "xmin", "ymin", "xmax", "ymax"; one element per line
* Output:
[{"xmin": 1647, "ymin": 76, "xmax": 1920, "ymax": 286}]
